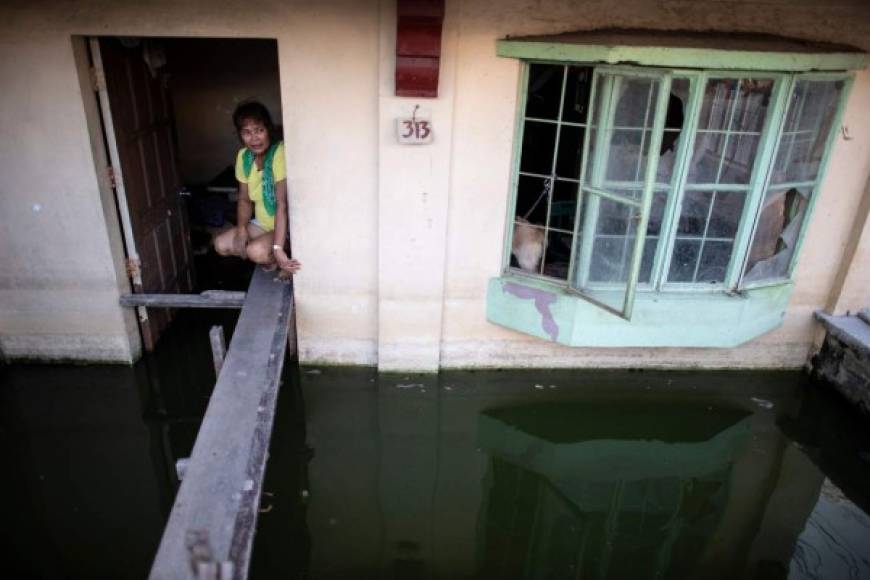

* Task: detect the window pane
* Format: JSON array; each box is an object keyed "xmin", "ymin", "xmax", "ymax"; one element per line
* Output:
[
  {"xmin": 542, "ymin": 230, "xmax": 573, "ymax": 279},
  {"xmin": 515, "ymin": 175, "xmax": 550, "ymax": 226},
  {"xmin": 669, "ymin": 190, "xmax": 742, "ymax": 284},
  {"xmin": 525, "ymin": 64, "xmax": 563, "ymax": 120},
  {"xmin": 718, "ymin": 133, "xmax": 761, "ymax": 184},
  {"xmin": 771, "ymin": 80, "xmax": 845, "ymax": 185},
  {"xmin": 519, "ymin": 121, "xmax": 557, "ymax": 175},
  {"xmin": 707, "ymin": 191, "xmax": 745, "ymax": 238},
  {"xmin": 742, "ymin": 80, "xmax": 844, "ymax": 285},
  {"xmin": 550, "ymin": 179, "xmax": 578, "ymax": 232},
  {"xmin": 697, "ymin": 241, "xmax": 733, "ymax": 283},
  {"xmin": 687, "ymin": 78, "xmax": 773, "ymax": 185},
  {"xmin": 561, "ymin": 66, "xmax": 593, "ymax": 124},
  {"xmin": 586, "ymin": 76, "xmax": 660, "ymax": 188},
  {"xmin": 677, "ymin": 191, "xmax": 713, "ymax": 236},
  {"xmin": 585, "ymin": 197, "xmax": 665, "ymax": 285},
  {"xmin": 510, "ymin": 64, "xmax": 593, "ymax": 282},
  {"xmin": 555, "ymin": 125, "xmax": 585, "ymax": 179},
  {"xmin": 668, "ymin": 239, "xmax": 701, "ymax": 282},
  {"xmin": 742, "ymin": 186, "xmax": 810, "ymax": 283},
  {"xmin": 613, "ymin": 78, "xmax": 658, "ymax": 128}
]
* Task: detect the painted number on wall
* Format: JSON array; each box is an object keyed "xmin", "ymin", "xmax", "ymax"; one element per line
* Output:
[{"xmin": 397, "ymin": 119, "xmax": 433, "ymax": 144}]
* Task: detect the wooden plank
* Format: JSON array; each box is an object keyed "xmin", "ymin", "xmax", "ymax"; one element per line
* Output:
[
  {"xmin": 209, "ymin": 325, "xmax": 227, "ymax": 377},
  {"xmin": 120, "ymin": 290, "xmax": 246, "ymax": 309},
  {"xmin": 149, "ymin": 268, "xmax": 293, "ymax": 579}
]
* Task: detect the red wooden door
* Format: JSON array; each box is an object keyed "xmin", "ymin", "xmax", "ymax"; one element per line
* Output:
[{"xmin": 96, "ymin": 38, "xmax": 194, "ymax": 350}]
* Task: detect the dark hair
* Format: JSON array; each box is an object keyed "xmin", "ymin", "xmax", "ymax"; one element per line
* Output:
[{"xmin": 233, "ymin": 101, "xmax": 275, "ymax": 136}]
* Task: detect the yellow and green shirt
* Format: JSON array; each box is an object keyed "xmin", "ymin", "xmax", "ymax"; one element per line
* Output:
[{"xmin": 235, "ymin": 141, "xmax": 286, "ymax": 232}]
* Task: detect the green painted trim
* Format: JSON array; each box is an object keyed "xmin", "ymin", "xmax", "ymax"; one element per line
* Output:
[
  {"xmin": 581, "ymin": 185, "xmax": 642, "ymax": 207},
  {"xmin": 623, "ymin": 73, "xmax": 671, "ymax": 318},
  {"xmin": 502, "ymin": 63, "xmax": 530, "ymax": 272},
  {"xmin": 496, "ymin": 40, "xmax": 868, "ymax": 72},
  {"xmin": 487, "ymin": 275, "xmax": 793, "ymax": 347}
]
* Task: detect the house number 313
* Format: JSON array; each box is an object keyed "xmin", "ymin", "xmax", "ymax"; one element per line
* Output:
[{"xmin": 397, "ymin": 119, "xmax": 433, "ymax": 144}]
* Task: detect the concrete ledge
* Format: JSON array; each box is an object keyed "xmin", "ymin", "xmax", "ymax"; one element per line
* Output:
[
  {"xmin": 814, "ymin": 311, "xmax": 870, "ymax": 357},
  {"xmin": 812, "ymin": 310, "xmax": 870, "ymax": 415}
]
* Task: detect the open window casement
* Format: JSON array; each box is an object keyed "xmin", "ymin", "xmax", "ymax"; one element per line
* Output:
[{"xmin": 568, "ymin": 69, "xmax": 672, "ymax": 320}]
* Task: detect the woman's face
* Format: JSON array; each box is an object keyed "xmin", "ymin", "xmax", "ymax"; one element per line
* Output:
[{"xmin": 239, "ymin": 118, "xmax": 270, "ymax": 156}]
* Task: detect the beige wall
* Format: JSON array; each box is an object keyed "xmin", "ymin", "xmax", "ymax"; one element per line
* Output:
[{"xmin": 0, "ymin": 0, "xmax": 868, "ymax": 368}]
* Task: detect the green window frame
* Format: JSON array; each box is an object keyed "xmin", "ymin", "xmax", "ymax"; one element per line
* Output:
[{"xmin": 502, "ymin": 59, "xmax": 854, "ymax": 321}]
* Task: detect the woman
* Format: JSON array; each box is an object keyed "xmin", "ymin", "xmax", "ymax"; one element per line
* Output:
[{"xmin": 214, "ymin": 101, "xmax": 301, "ymax": 275}]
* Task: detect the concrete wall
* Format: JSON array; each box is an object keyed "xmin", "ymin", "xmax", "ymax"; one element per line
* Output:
[{"xmin": 0, "ymin": 0, "xmax": 868, "ymax": 369}]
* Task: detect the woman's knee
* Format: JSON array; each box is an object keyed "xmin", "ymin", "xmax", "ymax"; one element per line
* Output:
[
  {"xmin": 213, "ymin": 229, "xmax": 236, "ymax": 256},
  {"xmin": 246, "ymin": 240, "xmax": 273, "ymax": 264}
]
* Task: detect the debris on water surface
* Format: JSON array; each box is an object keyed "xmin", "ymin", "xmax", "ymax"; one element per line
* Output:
[
  {"xmin": 750, "ymin": 397, "xmax": 775, "ymax": 409},
  {"xmin": 534, "ymin": 384, "xmax": 545, "ymax": 390},
  {"xmin": 444, "ymin": 385, "xmax": 453, "ymax": 391},
  {"xmin": 548, "ymin": 384, "xmax": 557, "ymax": 389},
  {"xmin": 397, "ymin": 383, "xmax": 425, "ymax": 389},
  {"xmin": 305, "ymin": 369, "xmax": 322, "ymax": 375}
]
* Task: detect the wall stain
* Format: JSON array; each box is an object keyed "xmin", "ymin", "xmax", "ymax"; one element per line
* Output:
[{"xmin": 503, "ymin": 282, "xmax": 559, "ymax": 341}]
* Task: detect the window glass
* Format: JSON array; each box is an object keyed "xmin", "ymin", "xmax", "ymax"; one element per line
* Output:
[
  {"xmin": 571, "ymin": 71, "xmax": 668, "ymax": 316},
  {"xmin": 581, "ymin": 78, "xmax": 688, "ymax": 286},
  {"xmin": 669, "ymin": 78, "xmax": 774, "ymax": 284},
  {"xmin": 511, "ymin": 64, "xmax": 592, "ymax": 279},
  {"xmin": 742, "ymin": 78, "xmax": 844, "ymax": 284},
  {"xmin": 686, "ymin": 79, "xmax": 773, "ymax": 186}
]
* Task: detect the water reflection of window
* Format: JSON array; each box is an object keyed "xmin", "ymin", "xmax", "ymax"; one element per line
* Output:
[{"xmin": 478, "ymin": 404, "xmax": 752, "ymax": 579}]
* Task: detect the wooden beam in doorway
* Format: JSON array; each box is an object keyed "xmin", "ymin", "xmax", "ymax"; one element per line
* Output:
[
  {"xmin": 120, "ymin": 290, "xmax": 246, "ymax": 309},
  {"xmin": 148, "ymin": 268, "xmax": 294, "ymax": 580}
]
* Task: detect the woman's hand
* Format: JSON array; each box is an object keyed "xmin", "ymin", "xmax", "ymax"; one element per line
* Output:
[
  {"xmin": 274, "ymin": 247, "xmax": 301, "ymax": 274},
  {"xmin": 232, "ymin": 226, "xmax": 249, "ymax": 258}
]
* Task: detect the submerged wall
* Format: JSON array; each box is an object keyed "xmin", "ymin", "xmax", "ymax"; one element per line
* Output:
[{"xmin": 0, "ymin": 0, "xmax": 868, "ymax": 369}]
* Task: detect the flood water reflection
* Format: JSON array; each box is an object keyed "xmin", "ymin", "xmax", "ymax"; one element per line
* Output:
[
  {"xmin": 252, "ymin": 368, "xmax": 870, "ymax": 580},
  {"xmin": 2, "ymin": 348, "xmax": 869, "ymax": 579}
]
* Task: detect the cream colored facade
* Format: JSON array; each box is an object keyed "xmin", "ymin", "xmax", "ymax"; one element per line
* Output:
[{"xmin": 0, "ymin": 0, "xmax": 868, "ymax": 370}]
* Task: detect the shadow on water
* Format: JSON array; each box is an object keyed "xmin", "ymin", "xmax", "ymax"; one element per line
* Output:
[
  {"xmin": 3, "ymin": 345, "xmax": 870, "ymax": 579},
  {"xmin": 251, "ymin": 368, "xmax": 870, "ymax": 580}
]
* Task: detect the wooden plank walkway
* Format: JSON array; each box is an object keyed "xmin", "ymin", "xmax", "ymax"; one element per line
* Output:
[{"xmin": 149, "ymin": 268, "xmax": 293, "ymax": 579}]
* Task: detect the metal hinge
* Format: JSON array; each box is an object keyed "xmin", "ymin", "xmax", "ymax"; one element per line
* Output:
[
  {"xmin": 89, "ymin": 65, "xmax": 106, "ymax": 92},
  {"xmin": 125, "ymin": 257, "xmax": 141, "ymax": 278},
  {"xmin": 107, "ymin": 165, "xmax": 117, "ymax": 188}
]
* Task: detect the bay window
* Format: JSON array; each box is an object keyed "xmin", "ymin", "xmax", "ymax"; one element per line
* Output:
[{"xmin": 489, "ymin": 33, "xmax": 864, "ymax": 346}]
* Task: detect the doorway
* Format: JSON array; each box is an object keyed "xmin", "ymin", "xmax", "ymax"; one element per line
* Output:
[{"xmin": 84, "ymin": 36, "xmax": 283, "ymax": 350}]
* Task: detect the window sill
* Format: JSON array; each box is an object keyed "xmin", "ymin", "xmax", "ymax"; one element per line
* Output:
[{"xmin": 486, "ymin": 275, "xmax": 794, "ymax": 348}]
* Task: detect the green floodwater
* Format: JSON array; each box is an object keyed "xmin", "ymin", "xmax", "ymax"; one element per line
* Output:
[{"xmin": 2, "ymin": 314, "xmax": 870, "ymax": 579}]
